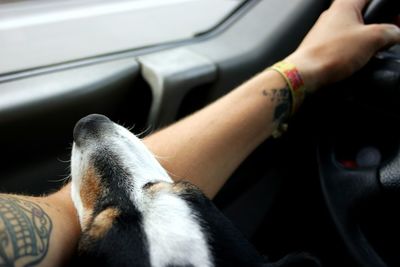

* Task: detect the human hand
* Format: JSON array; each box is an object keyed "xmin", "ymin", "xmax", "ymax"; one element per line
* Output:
[{"xmin": 286, "ymin": 0, "xmax": 400, "ymax": 93}]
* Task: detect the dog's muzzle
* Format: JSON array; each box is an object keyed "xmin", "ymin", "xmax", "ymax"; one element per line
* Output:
[{"xmin": 73, "ymin": 114, "xmax": 113, "ymax": 147}]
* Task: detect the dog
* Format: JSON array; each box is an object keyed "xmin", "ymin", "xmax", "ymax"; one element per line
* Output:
[{"xmin": 70, "ymin": 114, "xmax": 319, "ymax": 267}]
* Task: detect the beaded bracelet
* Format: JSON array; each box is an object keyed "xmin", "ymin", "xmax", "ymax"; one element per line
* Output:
[{"xmin": 269, "ymin": 61, "xmax": 306, "ymax": 138}]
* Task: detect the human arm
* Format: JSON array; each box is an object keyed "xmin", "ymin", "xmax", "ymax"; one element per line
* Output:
[
  {"xmin": 1, "ymin": 1, "xmax": 399, "ymax": 266},
  {"xmin": 0, "ymin": 186, "xmax": 80, "ymax": 267},
  {"xmin": 144, "ymin": 0, "xmax": 400, "ymax": 198}
]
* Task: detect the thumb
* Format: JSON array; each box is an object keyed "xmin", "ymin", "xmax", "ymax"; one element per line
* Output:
[{"xmin": 366, "ymin": 24, "xmax": 400, "ymax": 51}]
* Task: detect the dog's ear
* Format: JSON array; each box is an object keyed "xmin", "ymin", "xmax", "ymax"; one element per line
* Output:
[
  {"xmin": 143, "ymin": 180, "xmax": 203, "ymax": 195},
  {"xmin": 79, "ymin": 207, "xmax": 120, "ymax": 252},
  {"xmin": 87, "ymin": 207, "xmax": 120, "ymax": 239},
  {"xmin": 172, "ymin": 180, "xmax": 201, "ymax": 194}
]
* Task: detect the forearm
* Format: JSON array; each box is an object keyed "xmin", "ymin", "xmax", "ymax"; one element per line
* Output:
[
  {"xmin": 144, "ymin": 69, "xmax": 288, "ymax": 198},
  {"xmin": 144, "ymin": 0, "xmax": 400, "ymax": 199},
  {"xmin": 0, "ymin": 186, "xmax": 80, "ymax": 267}
]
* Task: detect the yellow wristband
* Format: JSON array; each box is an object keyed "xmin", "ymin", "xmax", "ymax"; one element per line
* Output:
[{"xmin": 270, "ymin": 61, "xmax": 306, "ymax": 116}]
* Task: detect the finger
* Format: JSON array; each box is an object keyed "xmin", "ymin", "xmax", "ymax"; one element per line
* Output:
[
  {"xmin": 383, "ymin": 24, "xmax": 400, "ymax": 46},
  {"xmin": 366, "ymin": 24, "xmax": 400, "ymax": 50},
  {"xmin": 332, "ymin": 0, "xmax": 371, "ymax": 11},
  {"xmin": 352, "ymin": 0, "xmax": 371, "ymax": 11}
]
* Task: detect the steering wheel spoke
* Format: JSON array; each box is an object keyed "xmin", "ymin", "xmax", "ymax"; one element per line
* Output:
[
  {"xmin": 318, "ymin": 142, "xmax": 385, "ymax": 267},
  {"xmin": 379, "ymin": 146, "xmax": 400, "ymax": 194}
]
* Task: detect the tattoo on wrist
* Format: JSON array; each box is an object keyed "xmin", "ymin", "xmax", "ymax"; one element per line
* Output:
[
  {"xmin": 262, "ymin": 87, "xmax": 291, "ymax": 123},
  {"xmin": 0, "ymin": 196, "xmax": 52, "ymax": 267}
]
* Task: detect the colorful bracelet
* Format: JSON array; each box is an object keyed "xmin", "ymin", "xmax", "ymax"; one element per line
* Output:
[
  {"xmin": 269, "ymin": 61, "xmax": 306, "ymax": 138},
  {"xmin": 270, "ymin": 61, "xmax": 306, "ymax": 116}
]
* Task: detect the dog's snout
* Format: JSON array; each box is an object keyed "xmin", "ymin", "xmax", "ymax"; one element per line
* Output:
[{"xmin": 73, "ymin": 114, "xmax": 112, "ymax": 146}]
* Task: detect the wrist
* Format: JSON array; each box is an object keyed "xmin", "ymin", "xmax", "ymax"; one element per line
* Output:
[
  {"xmin": 268, "ymin": 61, "xmax": 306, "ymax": 116},
  {"xmin": 284, "ymin": 52, "xmax": 323, "ymax": 93}
]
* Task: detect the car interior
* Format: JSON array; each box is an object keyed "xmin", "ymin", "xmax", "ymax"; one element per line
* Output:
[{"xmin": 1, "ymin": 0, "xmax": 400, "ymax": 266}]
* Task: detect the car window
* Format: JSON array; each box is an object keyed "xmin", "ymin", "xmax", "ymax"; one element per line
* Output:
[{"xmin": 0, "ymin": 0, "xmax": 245, "ymax": 75}]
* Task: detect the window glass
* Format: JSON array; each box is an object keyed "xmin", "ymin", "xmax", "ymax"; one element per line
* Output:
[{"xmin": 0, "ymin": 0, "xmax": 245, "ymax": 74}]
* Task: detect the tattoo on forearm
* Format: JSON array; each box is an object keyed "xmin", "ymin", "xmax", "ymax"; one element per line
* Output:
[
  {"xmin": 262, "ymin": 87, "xmax": 291, "ymax": 123},
  {"xmin": 0, "ymin": 196, "xmax": 52, "ymax": 267}
]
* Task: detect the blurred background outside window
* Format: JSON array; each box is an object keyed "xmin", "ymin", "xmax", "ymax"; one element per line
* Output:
[{"xmin": 0, "ymin": 0, "xmax": 245, "ymax": 74}]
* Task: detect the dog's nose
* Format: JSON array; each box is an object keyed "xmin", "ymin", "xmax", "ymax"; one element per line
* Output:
[{"xmin": 73, "ymin": 114, "xmax": 112, "ymax": 146}]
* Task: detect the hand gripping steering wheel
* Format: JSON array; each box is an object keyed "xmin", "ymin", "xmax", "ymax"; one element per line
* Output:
[{"xmin": 318, "ymin": 0, "xmax": 400, "ymax": 266}]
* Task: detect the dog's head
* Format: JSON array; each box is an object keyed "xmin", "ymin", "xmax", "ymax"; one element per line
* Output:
[
  {"xmin": 70, "ymin": 114, "xmax": 214, "ymax": 267},
  {"xmin": 69, "ymin": 114, "xmax": 270, "ymax": 267},
  {"xmin": 70, "ymin": 114, "xmax": 171, "ymax": 230}
]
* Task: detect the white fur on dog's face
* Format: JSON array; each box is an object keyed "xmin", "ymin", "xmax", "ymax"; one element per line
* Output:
[{"xmin": 71, "ymin": 115, "xmax": 212, "ymax": 267}]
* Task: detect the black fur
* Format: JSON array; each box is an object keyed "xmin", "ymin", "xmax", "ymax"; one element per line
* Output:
[
  {"xmin": 177, "ymin": 181, "xmax": 267, "ymax": 267},
  {"xmin": 172, "ymin": 182, "xmax": 321, "ymax": 267},
  {"xmin": 71, "ymin": 114, "xmax": 321, "ymax": 267},
  {"xmin": 74, "ymin": 149, "xmax": 152, "ymax": 267},
  {"xmin": 77, "ymin": 210, "xmax": 151, "ymax": 267}
]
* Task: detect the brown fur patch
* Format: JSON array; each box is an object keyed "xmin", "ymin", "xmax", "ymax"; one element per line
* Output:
[
  {"xmin": 144, "ymin": 181, "xmax": 200, "ymax": 195},
  {"xmin": 80, "ymin": 167, "xmax": 102, "ymax": 210},
  {"xmin": 172, "ymin": 181, "xmax": 199, "ymax": 194},
  {"xmin": 79, "ymin": 167, "xmax": 105, "ymax": 230},
  {"xmin": 86, "ymin": 207, "xmax": 120, "ymax": 239},
  {"xmin": 145, "ymin": 182, "xmax": 173, "ymax": 194},
  {"xmin": 81, "ymin": 210, "xmax": 94, "ymax": 232}
]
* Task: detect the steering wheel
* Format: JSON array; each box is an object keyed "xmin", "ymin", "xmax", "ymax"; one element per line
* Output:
[{"xmin": 318, "ymin": 1, "xmax": 400, "ymax": 266}]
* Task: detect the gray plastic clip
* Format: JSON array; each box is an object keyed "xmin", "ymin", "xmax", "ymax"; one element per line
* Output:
[{"xmin": 138, "ymin": 48, "xmax": 217, "ymax": 128}]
